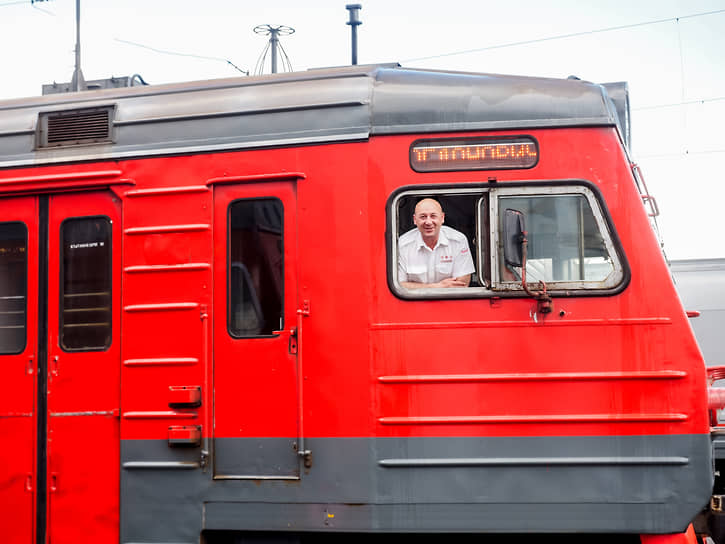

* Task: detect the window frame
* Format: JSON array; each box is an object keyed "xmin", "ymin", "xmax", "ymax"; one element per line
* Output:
[{"xmin": 388, "ymin": 180, "xmax": 629, "ymax": 300}]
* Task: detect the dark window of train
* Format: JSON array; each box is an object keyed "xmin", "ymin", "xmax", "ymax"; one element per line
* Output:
[
  {"xmin": 60, "ymin": 217, "xmax": 112, "ymax": 351},
  {"xmin": 228, "ymin": 198, "xmax": 283, "ymax": 337},
  {"xmin": 0, "ymin": 223, "xmax": 27, "ymax": 354},
  {"xmin": 396, "ymin": 194, "xmax": 483, "ymax": 287}
]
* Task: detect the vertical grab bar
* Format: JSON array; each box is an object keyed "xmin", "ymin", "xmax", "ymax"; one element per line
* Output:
[
  {"xmin": 296, "ymin": 300, "xmax": 311, "ymax": 467},
  {"xmin": 200, "ymin": 304, "xmax": 210, "ymax": 470}
]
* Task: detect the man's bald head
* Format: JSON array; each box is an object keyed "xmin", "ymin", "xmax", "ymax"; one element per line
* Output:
[
  {"xmin": 414, "ymin": 198, "xmax": 443, "ymax": 216},
  {"xmin": 413, "ymin": 198, "xmax": 445, "ymax": 248}
]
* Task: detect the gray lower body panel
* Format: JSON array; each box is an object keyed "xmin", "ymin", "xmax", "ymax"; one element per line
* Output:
[
  {"xmin": 713, "ymin": 433, "xmax": 725, "ymax": 460},
  {"xmin": 120, "ymin": 435, "xmax": 713, "ymax": 543}
]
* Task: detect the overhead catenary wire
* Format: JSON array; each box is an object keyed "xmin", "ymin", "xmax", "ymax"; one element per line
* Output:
[
  {"xmin": 401, "ymin": 8, "xmax": 725, "ymax": 63},
  {"xmin": 31, "ymin": 2, "xmax": 53, "ymax": 15},
  {"xmin": 636, "ymin": 149, "xmax": 725, "ymax": 160},
  {"xmin": 0, "ymin": 0, "xmax": 52, "ymax": 6},
  {"xmin": 633, "ymin": 96, "xmax": 725, "ymax": 111},
  {"xmin": 115, "ymin": 38, "xmax": 248, "ymax": 75}
]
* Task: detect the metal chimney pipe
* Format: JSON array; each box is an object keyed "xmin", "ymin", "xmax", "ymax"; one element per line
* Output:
[{"xmin": 346, "ymin": 4, "xmax": 362, "ymax": 65}]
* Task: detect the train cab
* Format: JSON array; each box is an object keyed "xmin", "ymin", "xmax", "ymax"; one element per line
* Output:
[{"xmin": 0, "ymin": 64, "xmax": 717, "ymax": 544}]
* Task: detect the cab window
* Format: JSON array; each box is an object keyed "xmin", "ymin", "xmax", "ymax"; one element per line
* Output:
[{"xmin": 390, "ymin": 183, "xmax": 624, "ymax": 298}]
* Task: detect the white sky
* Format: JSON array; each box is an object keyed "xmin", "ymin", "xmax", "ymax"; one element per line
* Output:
[{"xmin": 1, "ymin": 0, "xmax": 724, "ymax": 260}]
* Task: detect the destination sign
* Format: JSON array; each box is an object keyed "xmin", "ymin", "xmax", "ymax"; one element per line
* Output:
[{"xmin": 410, "ymin": 137, "xmax": 538, "ymax": 172}]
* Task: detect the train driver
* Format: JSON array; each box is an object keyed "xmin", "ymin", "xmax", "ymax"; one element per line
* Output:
[{"xmin": 398, "ymin": 198, "xmax": 475, "ymax": 289}]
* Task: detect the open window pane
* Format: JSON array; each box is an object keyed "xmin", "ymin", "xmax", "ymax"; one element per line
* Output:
[
  {"xmin": 0, "ymin": 222, "xmax": 27, "ymax": 354},
  {"xmin": 395, "ymin": 193, "xmax": 482, "ymax": 289},
  {"xmin": 60, "ymin": 217, "xmax": 112, "ymax": 351},
  {"xmin": 497, "ymin": 194, "xmax": 615, "ymax": 284},
  {"xmin": 229, "ymin": 199, "xmax": 283, "ymax": 337}
]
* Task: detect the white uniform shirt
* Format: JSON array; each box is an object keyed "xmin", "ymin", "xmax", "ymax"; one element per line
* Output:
[{"xmin": 398, "ymin": 225, "xmax": 475, "ymax": 285}]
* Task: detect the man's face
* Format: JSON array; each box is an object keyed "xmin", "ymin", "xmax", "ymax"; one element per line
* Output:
[{"xmin": 413, "ymin": 200, "xmax": 444, "ymax": 245}]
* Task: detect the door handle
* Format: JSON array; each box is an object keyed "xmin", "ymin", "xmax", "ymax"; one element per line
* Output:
[
  {"xmin": 295, "ymin": 301, "xmax": 311, "ymax": 467},
  {"xmin": 50, "ymin": 355, "xmax": 59, "ymax": 377}
]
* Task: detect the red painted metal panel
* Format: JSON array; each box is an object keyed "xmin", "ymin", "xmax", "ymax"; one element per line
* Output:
[
  {"xmin": 119, "ymin": 179, "xmax": 211, "ymax": 450},
  {"xmin": 46, "ymin": 192, "xmax": 121, "ymax": 544},
  {"xmin": 367, "ymin": 127, "xmax": 706, "ymax": 439},
  {"xmin": 0, "ymin": 416, "xmax": 36, "ymax": 544},
  {"xmin": 212, "ymin": 181, "xmax": 299, "ymax": 467},
  {"xmin": 45, "ymin": 415, "xmax": 119, "ymax": 542},
  {"xmin": 0, "ymin": 196, "xmax": 37, "ymax": 544}
]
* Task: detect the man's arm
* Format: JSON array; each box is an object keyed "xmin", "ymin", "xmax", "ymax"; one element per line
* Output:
[
  {"xmin": 401, "ymin": 277, "xmax": 469, "ymax": 289},
  {"xmin": 449, "ymin": 236, "xmax": 475, "ymax": 287}
]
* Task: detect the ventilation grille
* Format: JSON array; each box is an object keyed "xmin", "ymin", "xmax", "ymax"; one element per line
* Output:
[{"xmin": 38, "ymin": 106, "xmax": 114, "ymax": 148}]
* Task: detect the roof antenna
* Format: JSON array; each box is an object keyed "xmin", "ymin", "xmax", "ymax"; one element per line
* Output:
[
  {"xmin": 345, "ymin": 4, "xmax": 362, "ymax": 65},
  {"xmin": 70, "ymin": 0, "xmax": 85, "ymax": 92},
  {"xmin": 253, "ymin": 24, "xmax": 295, "ymax": 74}
]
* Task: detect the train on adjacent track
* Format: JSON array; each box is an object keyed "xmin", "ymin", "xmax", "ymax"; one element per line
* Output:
[{"xmin": 0, "ymin": 63, "xmax": 721, "ymax": 544}]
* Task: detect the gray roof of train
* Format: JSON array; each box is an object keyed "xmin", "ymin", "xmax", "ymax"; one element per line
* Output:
[{"xmin": 0, "ymin": 64, "xmax": 625, "ymax": 168}]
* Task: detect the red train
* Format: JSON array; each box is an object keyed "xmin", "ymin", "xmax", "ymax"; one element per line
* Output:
[{"xmin": 0, "ymin": 64, "xmax": 720, "ymax": 543}]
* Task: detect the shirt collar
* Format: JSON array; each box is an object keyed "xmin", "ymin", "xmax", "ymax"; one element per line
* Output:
[{"xmin": 415, "ymin": 226, "xmax": 449, "ymax": 250}]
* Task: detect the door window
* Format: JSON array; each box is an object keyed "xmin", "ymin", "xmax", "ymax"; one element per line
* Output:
[
  {"xmin": 0, "ymin": 222, "xmax": 27, "ymax": 354},
  {"xmin": 60, "ymin": 216, "xmax": 112, "ymax": 351},
  {"xmin": 228, "ymin": 198, "xmax": 284, "ymax": 337}
]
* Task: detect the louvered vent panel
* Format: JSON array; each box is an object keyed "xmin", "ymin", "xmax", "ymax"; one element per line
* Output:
[{"xmin": 39, "ymin": 106, "xmax": 114, "ymax": 148}]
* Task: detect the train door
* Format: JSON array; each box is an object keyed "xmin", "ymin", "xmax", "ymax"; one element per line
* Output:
[
  {"xmin": 0, "ymin": 196, "xmax": 38, "ymax": 544},
  {"xmin": 212, "ymin": 181, "xmax": 300, "ymax": 478},
  {"xmin": 0, "ymin": 191, "xmax": 121, "ymax": 543},
  {"xmin": 44, "ymin": 191, "xmax": 121, "ymax": 542}
]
